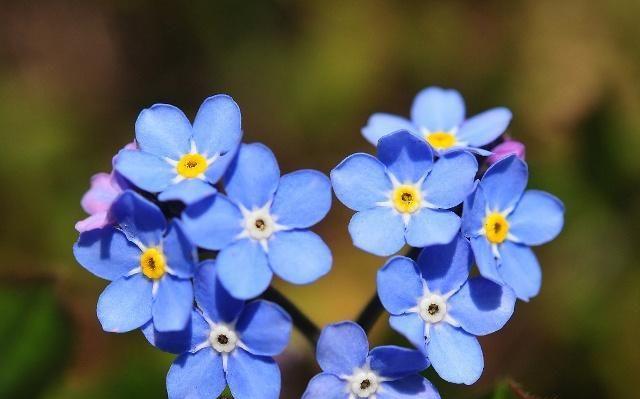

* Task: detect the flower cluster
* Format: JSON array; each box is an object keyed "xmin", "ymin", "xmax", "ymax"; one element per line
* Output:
[{"xmin": 73, "ymin": 87, "xmax": 563, "ymax": 398}]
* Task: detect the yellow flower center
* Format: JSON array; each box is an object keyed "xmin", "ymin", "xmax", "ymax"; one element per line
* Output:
[
  {"xmin": 176, "ymin": 153, "xmax": 207, "ymax": 178},
  {"xmin": 484, "ymin": 213, "xmax": 510, "ymax": 244},
  {"xmin": 392, "ymin": 185, "xmax": 421, "ymax": 213},
  {"xmin": 140, "ymin": 248, "xmax": 166, "ymax": 280},
  {"xmin": 425, "ymin": 131, "xmax": 457, "ymax": 150}
]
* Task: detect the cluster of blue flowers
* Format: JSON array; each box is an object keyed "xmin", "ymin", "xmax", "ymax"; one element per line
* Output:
[{"xmin": 74, "ymin": 87, "xmax": 564, "ymax": 398}]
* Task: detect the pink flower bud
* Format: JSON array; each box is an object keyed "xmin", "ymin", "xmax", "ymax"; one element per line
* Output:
[{"xmin": 487, "ymin": 139, "xmax": 525, "ymax": 165}]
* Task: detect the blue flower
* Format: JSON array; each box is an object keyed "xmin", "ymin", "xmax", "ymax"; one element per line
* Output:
[
  {"xmin": 331, "ymin": 131, "xmax": 477, "ymax": 256},
  {"xmin": 115, "ymin": 94, "xmax": 242, "ymax": 204},
  {"xmin": 461, "ymin": 155, "xmax": 564, "ymax": 300},
  {"xmin": 377, "ymin": 235, "xmax": 516, "ymax": 384},
  {"xmin": 303, "ymin": 321, "xmax": 439, "ymax": 399},
  {"xmin": 165, "ymin": 261, "xmax": 292, "ymax": 399},
  {"xmin": 182, "ymin": 143, "xmax": 333, "ymax": 299},
  {"xmin": 362, "ymin": 86, "xmax": 512, "ymax": 155},
  {"xmin": 73, "ymin": 190, "xmax": 196, "ymax": 332}
]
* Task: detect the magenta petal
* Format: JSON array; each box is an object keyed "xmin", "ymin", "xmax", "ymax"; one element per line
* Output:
[
  {"xmin": 75, "ymin": 212, "xmax": 111, "ymax": 232},
  {"xmin": 81, "ymin": 173, "xmax": 121, "ymax": 214},
  {"xmin": 487, "ymin": 140, "xmax": 525, "ymax": 165}
]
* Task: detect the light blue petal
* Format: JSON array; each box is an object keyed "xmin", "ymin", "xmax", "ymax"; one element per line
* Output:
[
  {"xmin": 509, "ymin": 190, "xmax": 564, "ymax": 246},
  {"xmin": 162, "ymin": 220, "xmax": 196, "ymax": 278},
  {"xmin": 194, "ymin": 260, "xmax": 244, "ymax": 323},
  {"xmin": 73, "ymin": 227, "xmax": 141, "ymax": 281},
  {"xmin": 498, "ymin": 241, "xmax": 541, "ymax": 301},
  {"xmin": 152, "ymin": 276, "xmax": 193, "ymax": 332},
  {"xmin": 110, "ymin": 190, "xmax": 166, "ymax": 247},
  {"xmin": 182, "ymin": 194, "xmax": 243, "ymax": 250},
  {"xmin": 204, "ymin": 144, "xmax": 238, "ymax": 185},
  {"xmin": 461, "ymin": 183, "xmax": 485, "ymax": 237},
  {"xmin": 456, "ymin": 107, "xmax": 512, "ymax": 147},
  {"xmin": 362, "ymin": 113, "xmax": 417, "ymax": 145},
  {"xmin": 479, "ymin": 155, "xmax": 528, "ymax": 212},
  {"xmin": 192, "ymin": 94, "xmax": 242, "ymax": 157},
  {"xmin": 448, "ymin": 277, "xmax": 516, "ymax": 336},
  {"xmin": 417, "ymin": 235, "xmax": 471, "ymax": 295},
  {"xmin": 469, "ymin": 236, "xmax": 503, "ymax": 284},
  {"xmin": 302, "ymin": 373, "xmax": 348, "ymax": 399},
  {"xmin": 217, "ymin": 239, "xmax": 273, "ymax": 299},
  {"xmin": 389, "ymin": 313, "xmax": 426, "ymax": 352},
  {"xmin": 227, "ymin": 348, "xmax": 281, "ymax": 399},
  {"xmin": 268, "ymin": 230, "xmax": 332, "ymax": 284},
  {"xmin": 331, "ymin": 153, "xmax": 392, "ymax": 211},
  {"xmin": 377, "ymin": 257, "xmax": 422, "ymax": 314},
  {"xmin": 427, "ymin": 323, "xmax": 483, "ymax": 385},
  {"xmin": 236, "ymin": 300, "xmax": 292, "ymax": 356},
  {"xmin": 271, "ymin": 170, "xmax": 332, "ymax": 228},
  {"xmin": 411, "ymin": 87, "xmax": 465, "ymax": 132},
  {"xmin": 142, "ymin": 309, "xmax": 209, "ymax": 354},
  {"xmin": 369, "ymin": 346, "xmax": 429, "ymax": 379},
  {"xmin": 422, "ymin": 151, "xmax": 478, "ymax": 209},
  {"xmin": 224, "ymin": 143, "xmax": 280, "ymax": 209},
  {"xmin": 157, "ymin": 179, "xmax": 217, "ymax": 205},
  {"xmin": 97, "ymin": 273, "xmax": 153, "ymax": 333},
  {"xmin": 166, "ymin": 347, "xmax": 226, "ymax": 399},
  {"xmin": 317, "ymin": 321, "xmax": 369, "ymax": 375},
  {"xmin": 377, "ymin": 131, "xmax": 434, "ymax": 183},
  {"xmin": 405, "ymin": 208, "xmax": 460, "ymax": 248},
  {"xmin": 349, "ymin": 207, "xmax": 406, "ymax": 256},
  {"xmin": 378, "ymin": 376, "xmax": 441, "ymax": 399},
  {"xmin": 135, "ymin": 103, "xmax": 192, "ymax": 159},
  {"xmin": 114, "ymin": 149, "xmax": 175, "ymax": 193}
]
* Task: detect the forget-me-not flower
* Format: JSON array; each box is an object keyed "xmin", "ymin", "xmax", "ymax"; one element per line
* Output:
[
  {"xmin": 362, "ymin": 86, "xmax": 512, "ymax": 155},
  {"xmin": 377, "ymin": 235, "xmax": 516, "ymax": 384},
  {"xmin": 462, "ymin": 155, "xmax": 564, "ymax": 300},
  {"xmin": 331, "ymin": 130, "xmax": 477, "ymax": 256},
  {"xmin": 303, "ymin": 321, "xmax": 439, "ymax": 399}
]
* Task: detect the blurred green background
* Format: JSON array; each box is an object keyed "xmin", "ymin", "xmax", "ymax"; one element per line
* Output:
[{"xmin": 0, "ymin": 0, "xmax": 639, "ymax": 398}]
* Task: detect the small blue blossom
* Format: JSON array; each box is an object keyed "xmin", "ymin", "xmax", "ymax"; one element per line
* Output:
[
  {"xmin": 115, "ymin": 94, "xmax": 242, "ymax": 205},
  {"xmin": 331, "ymin": 131, "xmax": 477, "ymax": 256},
  {"xmin": 377, "ymin": 235, "xmax": 516, "ymax": 385},
  {"xmin": 165, "ymin": 261, "xmax": 292, "ymax": 399},
  {"xmin": 304, "ymin": 321, "xmax": 439, "ymax": 399},
  {"xmin": 73, "ymin": 190, "xmax": 196, "ymax": 333},
  {"xmin": 182, "ymin": 142, "xmax": 333, "ymax": 299},
  {"xmin": 362, "ymin": 86, "xmax": 512, "ymax": 155},
  {"xmin": 462, "ymin": 155, "xmax": 565, "ymax": 301}
]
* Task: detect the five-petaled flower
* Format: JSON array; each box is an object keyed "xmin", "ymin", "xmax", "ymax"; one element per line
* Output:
[
  {"xmin": 303, "ymin": 321, "xmax": 440, "ymax": 399},
  {"xmin": 362, "ymin": 86, "xmax": 512, "ymax": 155},
  {"xmin": 331, "ymin": 130, "xmax": 478, "ymax": 256},
  {"xmin": 377, "ymin": 235, "xmax": 516, "ymax": 384}
]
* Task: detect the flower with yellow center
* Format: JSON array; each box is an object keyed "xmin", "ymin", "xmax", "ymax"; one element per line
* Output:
[
  {"xmin": 391, "ymin": 185, "xmax": 422, "ymax": 214},
  {"xmin": 140, "ymin": 247, "xmax": 166, "ymax": 280},
  {"xmin": 176, "ymin": 153, "xmax": 208, "ymax": 179},
  {"xmin": 424, "ymin": 131, "xmax": 457, "ymax": 150},
  {"xmin": 484, "ymin": 212, "xmax": 509, "ymax": 244}
]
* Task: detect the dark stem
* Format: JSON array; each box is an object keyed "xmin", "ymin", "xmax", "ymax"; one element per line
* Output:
[{"xmin": 261, "ymin": 286, "xmax": 321, "ymax": 346}]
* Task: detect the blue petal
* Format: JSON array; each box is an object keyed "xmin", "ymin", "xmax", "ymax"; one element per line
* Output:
[
  {"xmin": 316, "ymin": 321, "xmax": 369, "ymax": 375},
  {"xmin": 331, "ymin": 153, "xmax": 392, "ymax": 211},
  {"xmin": 427, "ymin": 323, "xmax": 483, "ymax": 385},
  {"xmin": 194, "ymin": 260, "xmax": 244, "ymax": 323},
  {"xmin": 378, "ymin": 375, "xmax": 441, "ymax": 399},
  {"xmin": 224, "ymin": 143, "xmax": 280, "ymax": 209},
  {"xmin": 236, "ymin": 300, "xmax": 292, "ymax": 356},
  {"xmin": 142, "ymin": 309, "xmax": 209, "ymax": 354},
  {"xmin": 114, "ymin": 149, "xmax": 175, "ymax": 193},
  {"xmin": 377, "ymin": 131, "xmax": 434, "ymax": 183},
  {"xmin": 302, "ymin": 373, "xmax": 348, "ymax": 399},
  {"xmin": 157, "ymin": 179, "xmax": 217, "ymax": 205},
  {"xmin": 470, "ymin": 236, "xmax": 503, "ymax": 284},
  {"xmin": 448, "ymin": 277, "xmax": 516, "ymax": 336},
  {"xmin": 389, "ymin": 313, "xmax": 426, "ymax": 352},
  {"xmin": 162, "ymin": 220, "xmax": 196, "ymax": 278},
  {"xmin": 479, "ymin": 155, "xmax": 528, "ymax": 212},
  {"xmin": 152, "ymin": 276, "xmax": 193, "ymax": 332},
  {"xmin": 456, "ymin": 108, "xmax": 512, "ymax": 147},
  {"xmin": 349, "ymin": 207, "xmax": 406, "ymax": 256},
  {"xmin": 217, "ymin": 239, "xmax": 273, "ymax": 299},
  {"xmin": 204, "ymin": 144, "xmax": 239, "ymax": 185},
  {"xmin": 417, "ymin": 235, "xmax": 471, "ymax": 295},
  {"xmin": 192, "ymin": 94, "xmax": 242, "ymax": 158},
  {"xmin": 271, "ymin": 170, "xmax": 332, "ymax": 228},
  {"xmin": 268, "ymin": 230, "xmax": 332, "ymax": 284},
  {"xmin": 362, "ymin": 113, "xmax": 417, "ymax": 145},
  {"xmin": 509, "ymin": 190, "xmax": 564, "ymax": 246},
  {"xmin": 461, "ymin": 183, "xmax": 485, "ymax": 237},
  {"xmin": 369, "ymin": 346, "xmax": 429, "ymax": 379},
  {"xmin": 498, "ymin": 241, "xmax": 541, "ymax": 301},
  {"xmin": 377, "ymin": 257, "xmax": 422, "ymax": 314},
  {"xmin": 73, "ymin": 227, "xmax": 141, "ymax": 281},
  {"xmin": 405, "ymin": 209, "xmax": 460, "ymax": 248},
  {"xmin": 182, "ymin": 194, "xmax": 243, "ymax": 250},
  {"xmin": 411, "ymin": 87, "xmax": 465, "ymax": 132},
  {"xmin": 135, "ymin": 103, "xmax": 192, "ymax": 159},
  {"xmin": 110, "ymin": 191, "xmax": 166, "ymax": 247},
  {"xmin": 422, "ymin": 151, "xmax": 477, "ymax": 209},
  {"xmin": 227, "ymin": 348, "xmax": 281, "ymax": 399},
  {"xmin": 166, "ymin": 347, "xmax": 226, "ymax": 399},
  {"xmin": 97, "ymin": 273, "xmax": 153, "ymax": 332}
]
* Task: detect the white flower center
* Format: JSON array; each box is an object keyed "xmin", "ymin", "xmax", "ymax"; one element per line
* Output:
[
  {"xmin": 418, "ymin": 294, "xmax": 448, "ymax": 323},
  {"xmin": 209, "ymin": 325, "xmax": 238, "ymax": 353},
  {"xmin": 348, "ymin": 370, "xmax": 380, "ymax": 398},
  {"xmin": 243, "ymin": 207, "xmax": 277, "ymax": 240}
]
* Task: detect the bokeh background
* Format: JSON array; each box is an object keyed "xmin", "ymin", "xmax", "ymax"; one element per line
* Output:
[{"xmin": 1, "ymin": 0, "xmax": 639, "ymax": 398}]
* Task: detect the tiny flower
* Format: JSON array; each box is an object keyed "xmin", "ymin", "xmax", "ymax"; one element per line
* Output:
[
  {"xmin": 487, "ymin": 139, "xmax": 525, "ymax": 165},
  {"xmin": 165, "ymin": 261, "xmax": 292, "ymax": 399},
  {"xmin": 115, "ymin": 95, "xmax": 242, "ymax": 205},
  {"xmin": 377, "ymin": 235, "xmax": 516, "ymax": 384},
  {"xmin": 362, "ymin": 86, "xmax": 512, "ymax": 155},
  {"xmin": 462, "ymin": 155, "xmax": 564, "ymax": 300},
  {"xmin": 73, "ymin": 190, "xmax": 196, "ymax": 332},
  {"xmin": 331, "ymin": 130, "xmax": 477, "ymax": 256},
  {"xmin": 182, "ymin": 143, "xmax": 333, "ymax": 299},
  {"xmin": 303, "ymin": 321, "xmax": 439, "ymax": 399}
]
